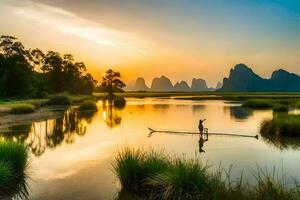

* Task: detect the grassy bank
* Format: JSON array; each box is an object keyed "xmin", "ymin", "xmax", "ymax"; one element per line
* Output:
[
  {"xmin": 0, "ymin": 141, "xmax": 28, "ymax": 199},
  {"xmin": 0, "ymin": 94, "xmax": 93, "ymax": 115},
  {"xmin": 260, "ymin": 115, "xmax": 300, "ymax": 137},
  {"xmin": 113, "ymin": 147, "xmax": 300, "ymax": 200}
]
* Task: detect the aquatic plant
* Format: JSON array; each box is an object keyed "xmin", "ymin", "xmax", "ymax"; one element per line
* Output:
[
  {"xmin": 113, "ymin": 147, "xmax": 300, "ymax": 200},
  {"xmin": 47, "ymin": 94, "xmax": 72, "ymax": 105},
  {"xmin": 79, "ymin": 100, "xmax": 98, "ymax": 111},
  {"xmin": 10, "ymin": 104, "xmax": 35, "ymax": 114},
  {"xmin": 260, "ymin": 115, "xmax": 300, "ymax": 137}
]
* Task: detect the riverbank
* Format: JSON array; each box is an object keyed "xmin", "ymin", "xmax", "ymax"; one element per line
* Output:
[{"xmin": 0, "ymin": 94, "xmax": 94, "ymax": 115}]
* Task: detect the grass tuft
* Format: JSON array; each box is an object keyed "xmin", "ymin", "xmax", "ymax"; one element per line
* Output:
[
  {"xmin": 10, "ymin": 104, "xmax": 35, "ymax": 114},
  {"xmin": 0, "ymin": 141, "xmax": 29, "ymax": 198}
]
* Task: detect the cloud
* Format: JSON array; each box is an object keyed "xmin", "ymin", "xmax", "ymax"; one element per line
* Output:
[{"xmin": 8, "ymin": 0, "xmax": 144, "ymax": 50}]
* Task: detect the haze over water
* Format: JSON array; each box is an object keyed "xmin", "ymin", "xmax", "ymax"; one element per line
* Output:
[{"xmin": 1, "ymin": 98, "xmax": 300, "ymax": 199}]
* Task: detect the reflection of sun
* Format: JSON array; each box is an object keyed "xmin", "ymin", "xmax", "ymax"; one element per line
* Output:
[{"xmin": 103, "ymin": 111, "xmax": 107, "ymax": 120}]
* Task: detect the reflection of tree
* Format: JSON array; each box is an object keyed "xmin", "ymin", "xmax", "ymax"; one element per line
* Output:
[
  {"xmin": 261, "ymin": 134, "xmax": 300, "ymax": 151},
  {"xmin": 0, "ymin": 108, "xmax": 97, "ymax": 156},
  {"xmin": 102, "ymin": 100, "xmax": 123, "ymax": 128},
  {"xmin": 192, "ymin": 105, "xmax": 205, "ymax": 114},
  {"xmin": 152, "ymin": 104, "xmax": 170, "ymax": 114},
  {"xmin": 225, "ymin": 106, "xmax": 253, "ymax": 120}
]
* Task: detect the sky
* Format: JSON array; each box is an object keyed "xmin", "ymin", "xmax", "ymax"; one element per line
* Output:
[{"xmin": 0, "ymin": 0, "xmax": 300, "ymax": 88}]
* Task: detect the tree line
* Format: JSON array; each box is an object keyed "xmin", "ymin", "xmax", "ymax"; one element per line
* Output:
[{"xmin": 0, "ymin": 35, "xmax": 97, "ymax": 98}]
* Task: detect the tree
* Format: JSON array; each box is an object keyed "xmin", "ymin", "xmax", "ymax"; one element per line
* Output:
[
  {"xmin": 0, "ymin": 35, "xmax": 97, "ymax": 98},
  {"xmin": 0, "ymin": 36, "xmax": 34, "ymax": 97},
  {"xmin": 101, "ymin": 69, "xmax": 126, "ymax": 97}
]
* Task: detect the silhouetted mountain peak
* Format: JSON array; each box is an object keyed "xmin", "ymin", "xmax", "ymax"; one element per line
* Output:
[
  {"xmin": 229, "ymin": 64, "xmax": 257, "ymax": 78},
  {"xmin": 271, "ymin": 69, "xmax": 298, "ymax": 80},
  {"xmin": 191, "ymin": 78, "xmax": 208, "ymax": 91},
  {"xmin": 151, "ymin": 76, "xmax": 174, "ymax": 91},
  {"xmin": 220, "ymin": 64, "xmax": 300, "ymax": 92},
  {"xmin": 134, "ymin": 77, "xmax": 149, "ymax": 91},
  {"xmin": 174, "ymin": 81, "xmax": 190, "ymax": 91}
]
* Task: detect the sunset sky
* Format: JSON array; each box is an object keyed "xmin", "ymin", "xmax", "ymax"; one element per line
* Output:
[{"xmin": 0, "ymin": 0, "xmax": 299, "ymax": 88}]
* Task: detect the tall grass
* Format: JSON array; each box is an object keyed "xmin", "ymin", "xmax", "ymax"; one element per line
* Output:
[
  {"xmin": 47, "ymin": 94, "xmax": 72, "ymax": 105},
  {"xmin": 10, "ymin": 104, "xmax": 35, "ymax": 114},
  {"xmin": 79, "ymin": 100, "xmax": 98, "ymax": 111},
  {"xmin": 260, "ymin": 115, "xmax": 300, "ymax": 137},
  {"xmin": 0, "ymin": 141, "xmax": 29, "ymax": 199},
  {"xmin": 113, "ymin": 147, "xmax": 300, "ymax": 200}
]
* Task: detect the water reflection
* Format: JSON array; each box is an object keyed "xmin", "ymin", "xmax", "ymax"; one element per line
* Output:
[
  {"xmin": 192, "ymin": 105, "xmax": 206, "ymax": 114},
  {"xmin": 261, "ymin": 134, "xmax": 300, "ymax": 150},
  {"xmin": 102, "ymin": 100, "xmax": 124, "ymax": 128},
  {"xmin": 224, "ymin": 106, "xmax": 253, "ymax": 121},
  {"xmin": 0, "ymin": 108, "xmax": 97, "ymax": 156}
]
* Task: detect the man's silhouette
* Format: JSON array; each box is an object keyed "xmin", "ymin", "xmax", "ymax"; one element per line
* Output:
[
  {"xmin": 198, "ymin": 119, "xmax": 208, "ymax": 153},
  {"xmin": 198, "ymin": 119, "xmax": 206, "ymax": 134}
]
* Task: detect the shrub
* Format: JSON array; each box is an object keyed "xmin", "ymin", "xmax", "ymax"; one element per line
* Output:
[
  {"xmin": 79, "ymin": 100, "xmax": 98, "ymax": 111},
  {"xmin": 114, "ymin": 96, "xmax": 126, "ymax": 108},
  {"xmin": 47, "ymin": 94, "xmax": 72, "ymax": 105},
  {"xmin": 10, "ymin": 104, "xmax": 35, "ymax": 114},
  {"xmin": 260, "ymin": 115, "xmax": 300, "ymax": 137}
]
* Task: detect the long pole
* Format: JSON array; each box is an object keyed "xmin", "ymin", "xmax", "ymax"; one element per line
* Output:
[{"xmin": 148, "ymin": 128, "xmax": 259, "ymax": 139}]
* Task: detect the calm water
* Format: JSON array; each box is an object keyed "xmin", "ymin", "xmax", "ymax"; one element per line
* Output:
[{"xmin": 2, "ymin": 98, "xmax": 300, "ymax": 199}]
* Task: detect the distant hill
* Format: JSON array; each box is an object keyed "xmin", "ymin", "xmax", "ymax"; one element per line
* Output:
[
  {"xmin": 151, "ymin": 76, "xmax": 174, "ymax": 91},
  {"xmin": 134, "ymin": 77, "xmax": 149, "ymax": 91},
  {"xmin": 191, "ymin": 78, "xmax": 209, "ymax": 92},
  {"xmin": 174, "ymin": 81, "xmax": 190, "ymax": 91},
  {"xmin": 219, "ymin": 64, "xmax": 300, "ymax": 92},
  {"xmin": 134, "ymin": 76, "xmax": 213, "ymax": 92}
]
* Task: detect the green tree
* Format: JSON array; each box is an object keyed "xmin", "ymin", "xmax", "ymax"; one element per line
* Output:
[
  {"xmin": 0, "ymin": 36, "xmax": 34, "ymax": 97},
  {"xmin": 101, "ymin": 69, "xmax": 126, "ymax": 97}
]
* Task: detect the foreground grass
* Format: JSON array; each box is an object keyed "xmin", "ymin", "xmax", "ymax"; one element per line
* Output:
[
  {"xmin": 260, "ymin": 114, "xmax": 300, "ymax": 137},
  {"xmin": 0, "ymin": 141, "xmax": 29, "ymax": 199},
  {"xmin": 113, "ymin": 147, "xmax": 300, "ymax": 200}
]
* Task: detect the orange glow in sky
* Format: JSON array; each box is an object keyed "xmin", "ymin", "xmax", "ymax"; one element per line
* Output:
[{"xmin": 1, "ymin": 0, "xmax": 300, "ymax": 88}]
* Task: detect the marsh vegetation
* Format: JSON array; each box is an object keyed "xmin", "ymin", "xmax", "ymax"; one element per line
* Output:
[
  {"xmin": 114, "ymin": 147, "xmax": 300, "ymax": 200},
  {"xmin": 260, "ymin": 114, "xmax": 300, "ymax": 137}
]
